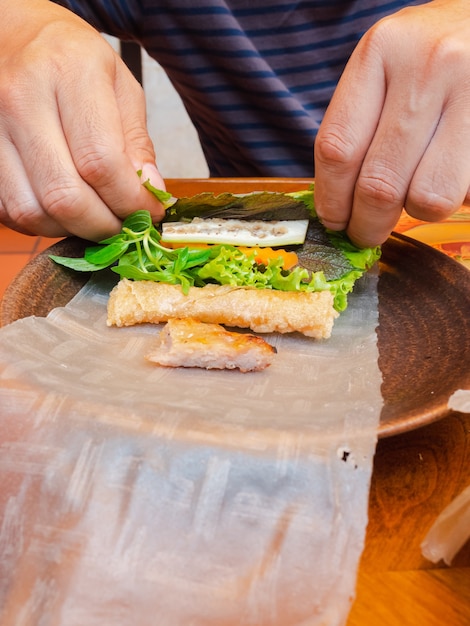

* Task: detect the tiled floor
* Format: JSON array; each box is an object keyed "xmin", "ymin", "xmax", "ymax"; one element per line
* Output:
[{"xmin": 0, "ymin": 224, "xmax": 63, "ymax": 300}]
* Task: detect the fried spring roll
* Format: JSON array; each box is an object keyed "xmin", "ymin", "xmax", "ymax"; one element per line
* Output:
[{"xmin": 107, "ymin": 279, "xmax": 338, "ymax": 339}]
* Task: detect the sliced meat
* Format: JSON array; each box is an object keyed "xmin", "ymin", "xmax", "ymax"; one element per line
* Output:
[{"xmin": 145, "ymin": 318, "xmax": 276, "ymax": 372}]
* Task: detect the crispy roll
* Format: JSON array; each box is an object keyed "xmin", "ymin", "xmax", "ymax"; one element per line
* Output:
[{"xmin": 107, "ymin": 279, "xmax": 338, "ymax": 339}]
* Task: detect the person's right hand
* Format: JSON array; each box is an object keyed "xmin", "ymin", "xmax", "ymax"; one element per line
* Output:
[
  {"xmin": 0, "ymin": 0, "xmax": 166, "ymax": 241},
  {"xmin": 314, "ymin": 0, "xmax": 470, "ymax": 249}
]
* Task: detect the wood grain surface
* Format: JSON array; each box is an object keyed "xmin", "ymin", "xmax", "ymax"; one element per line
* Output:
[{"xmin": 349, "ymin": 410, "xmax": 470, "ymax": 625}]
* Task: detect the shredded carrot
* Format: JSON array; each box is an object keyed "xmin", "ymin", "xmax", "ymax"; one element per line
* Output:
[
  {"xmin": 238, "ymin": 247, "xmax": 298, "ymax": 270},
  {"xmin": 164, "ymin": 242, "xmax": 210, "ymax": 250},
  {"xmin": 163, "ymin": 241, "xmax": 298, "ymax": 269}
]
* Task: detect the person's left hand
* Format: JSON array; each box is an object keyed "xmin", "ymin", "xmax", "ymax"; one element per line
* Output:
[{"xmin": 314, "ymin": 0, "xmax": 470, "ymax": 247}]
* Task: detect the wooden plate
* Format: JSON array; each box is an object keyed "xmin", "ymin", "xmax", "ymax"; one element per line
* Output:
[
  {"xmin": 1, "ymin": 179, "xmax": 469, "ymax": 437},
  {"xmin": 377, "ymin": 232, "xmax": 470, "ymax": 435}
]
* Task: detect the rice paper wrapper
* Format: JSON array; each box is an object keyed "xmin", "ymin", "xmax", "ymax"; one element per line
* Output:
[{"xmin": 0, "ymin": 269, "xmax": 382, "ymax": 625}]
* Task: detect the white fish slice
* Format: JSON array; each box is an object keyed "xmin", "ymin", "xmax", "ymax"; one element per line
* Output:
[{"xmin": 161, "ymin": 217, "xmax": 309, "ymax": 247}]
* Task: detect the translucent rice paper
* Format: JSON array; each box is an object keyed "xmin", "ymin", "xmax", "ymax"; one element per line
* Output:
[{"xmin": 0, "ymin": 269, "xmax": 382, "ymax": 626}]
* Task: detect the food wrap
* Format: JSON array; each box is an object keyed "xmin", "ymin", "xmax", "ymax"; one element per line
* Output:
[{"xmin": 0, "ymin": 268, "xmax": 382, "ymax": 626}]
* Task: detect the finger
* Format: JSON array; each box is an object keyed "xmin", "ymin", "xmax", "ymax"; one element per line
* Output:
[
  {"xmin": 13, "ymin": 117, "xmax": 124, "ymax": 241},
  {"xmin": 114, "ymin": 60, "xmax": 167, "ymax": 214},
  {"xmin": 58, "ymin": 56, "xmax": 166, "ymax": 225},
  {"xmin": 0, "ymin": 199, "xmax": 39, "ymax": 237},
  {"xmin": 3, "ymin": 62, "xmax": 126, "ymax": 240},
  {"xmin": 0, "ymin": 8, "xmax": 165, "ymax": 240},
  {"xmin": 0, "ymin": 134, "xmax": 71, "ymax": 238},
  {"xmin": 315, "ymin": 16, "xmax": 456, "ymax": 248},
  {"xmin": 345, "ymin": 82, "xmax": 444, "ymax": 247},
  {"xmin": 405, "ymin": 94, "xmax": 470, "ymax": 223},
  {"xmin": 314, "ymin": 35, "xmax": 386, "ymax": 232}
]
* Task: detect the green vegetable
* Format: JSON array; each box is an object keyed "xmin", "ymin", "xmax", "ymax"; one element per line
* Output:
[
  {"xmin": 137, "ymin": 171, "xmax": 176, "ymax": 209},
  {"xmin": 50, "ymin": 210, "xmax": 215, "ymax": 293},
  {"xmin": 49, "ymin": 188, "xmax": 381, "ymax": 312},
  {"xmin": 164, "ymin": 191, "xmax": 310, "ymax": 222}
]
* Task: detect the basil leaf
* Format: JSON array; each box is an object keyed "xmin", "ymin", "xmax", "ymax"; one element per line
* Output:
[
  {"xmin": 84, "ymin": 242, "xmax": 130, "ymax": 266},
  {"xmin": 122, "ymin": 209, "xmax": 154, "ymax": 233},
  {"xmin": 48, "ymin": 255, "xmax": 108, "ymax": 272}
]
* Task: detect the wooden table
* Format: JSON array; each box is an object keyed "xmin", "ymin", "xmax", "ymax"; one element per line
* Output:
[
  {"xmin": 2, "ymin": 178, "xmax": 469, "ymax": 625},
  {"xmin": 348, "ymin": 409, "xmax": 470, "ymax": 625}
]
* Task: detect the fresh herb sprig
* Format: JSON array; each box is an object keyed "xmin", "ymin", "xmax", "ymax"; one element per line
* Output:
[{"xmin": 49, "ymin": 210, "xmax": 214, "ymax": 293}]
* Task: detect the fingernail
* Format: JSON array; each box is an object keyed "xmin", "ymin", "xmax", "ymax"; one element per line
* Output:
[{"xmin": 139, "ymin": 162, "xmax": 166, "ymax": 190}]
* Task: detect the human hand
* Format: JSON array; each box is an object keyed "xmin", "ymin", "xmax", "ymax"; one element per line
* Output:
[
  {"xmin": 314, "ymin": 0, "xmax": 470, "ymax": 247},
  {"xmin": 0, "ymin": 0, "xmax": 165, "ymax": 241}
]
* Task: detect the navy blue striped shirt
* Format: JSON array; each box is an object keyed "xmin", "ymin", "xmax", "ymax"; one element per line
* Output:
[{"xmin": 54, "ymin": 1, "xmax": 425, "ymax": 176}]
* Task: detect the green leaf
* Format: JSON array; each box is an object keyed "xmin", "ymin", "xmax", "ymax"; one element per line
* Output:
[
  {"xmin": 137, "ymin": 173, "xmax": 176, "ymax": 209},
  {"xmin": 164, "ymin": 191, "xmax": 312, "ymax": 222},
  {"xmin": 112, "ymin": 264, "xmax": 174, "ymax": 283},
  {"xmin": 84, "ymin": 242, "xmax": 130, "ymax": 266},
  {"xmin": 287, "ymin": 187, "xmax": 316, "ymax": 215},
  {"xmin": 297, "ymin": 241, "xmax": 353, "ymax": 281},
  {"xmin": 173, "ymin": 246, "xmax": 189, "ymax": 275},
  {"xmin": 98, "ymin": 233, "xmax": 129, "ymax": 245},
  {"xmin": 112, "ymin": 264, "xmax": 196, "ymax": 294},
  {"xmin": 197, "ymin": 246, "xmax": 310, "ymax": 291},
  {"xmin": 48, "ymin": 255, "xmax": 108, "ymax": 272},
  {"xmin": 182, "ymin": 247, "xmax": 214, "ymax": 269},
  {"xmin": 122, "ymin": 209, "xmax": 154, "ymax": 233}
]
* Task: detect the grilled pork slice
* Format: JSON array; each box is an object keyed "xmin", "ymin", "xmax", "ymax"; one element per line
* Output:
[
  {"xmin": 145, "ymin": 318, "xmax": 276, "ymax": 372},
  {"xmin": 107, "ymin": 279, "xmax": 338, "ymax": 339}
]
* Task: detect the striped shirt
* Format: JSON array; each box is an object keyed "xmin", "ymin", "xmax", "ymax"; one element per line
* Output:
[{"xmin": 54, "ymin": 1, "xmax": 425, "ymax": 176}]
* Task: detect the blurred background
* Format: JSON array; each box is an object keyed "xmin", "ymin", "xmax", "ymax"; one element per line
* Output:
[{"xmin": 105, "ymin": 36, "xmax": 209, "ymax": 179}]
